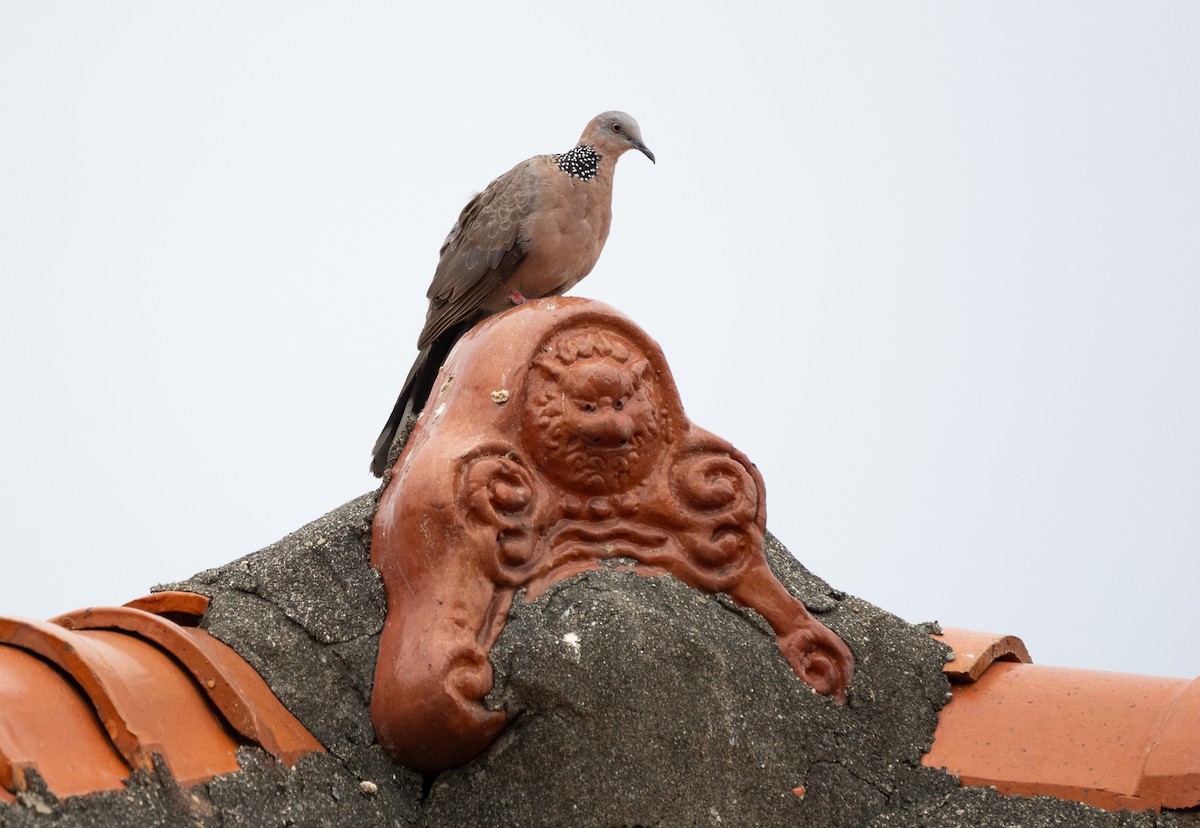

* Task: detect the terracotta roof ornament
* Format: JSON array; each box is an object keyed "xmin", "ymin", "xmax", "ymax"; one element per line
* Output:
[{"xmin": 369, "ymin": 297, "xmax": 856, "ymax": 772}]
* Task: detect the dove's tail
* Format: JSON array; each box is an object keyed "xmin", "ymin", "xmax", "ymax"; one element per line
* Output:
[{"xmin": 370, "ymin": 321, "xmax": 473, "ymax": 477}]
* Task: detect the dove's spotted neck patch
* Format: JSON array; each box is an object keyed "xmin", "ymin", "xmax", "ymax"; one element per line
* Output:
[{"xmin": 554, "ymin": 145, "xmax": 601, "ymax": 180}]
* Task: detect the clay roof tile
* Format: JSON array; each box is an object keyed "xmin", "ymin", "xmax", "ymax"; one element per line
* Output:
[
  {"xmin": 926, "ymin": 627, "xmax": 1200, "ymax": 813},
  {"xmin": 0, "ymin": 593, "xmax": 322, "ymax": 802}
]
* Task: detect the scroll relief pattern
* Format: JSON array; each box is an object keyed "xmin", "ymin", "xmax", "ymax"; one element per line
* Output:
[{"xmin": 370, "ymin": 304, "xmax": 854, "ymax": 773}]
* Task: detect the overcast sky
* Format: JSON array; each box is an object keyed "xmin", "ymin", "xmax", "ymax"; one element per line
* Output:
[{"xmin": 2, "ymin": 3, "xmax": 1198, "ymax": 679}]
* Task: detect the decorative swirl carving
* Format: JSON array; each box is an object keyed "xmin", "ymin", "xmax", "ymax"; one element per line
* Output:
[
  {"xmin": 464, "ymin": 455, "xmax": 533, "ymax": 519},
  {"xmin": 670, "ymin": 453, "xmax": 760, "ymax": 570},
  {"xmin": 778, "ymin": 626, "xmax": 855, "ymax": 703},
  {"xmin": 673, "ymin": 453, "xmax": 758, "ymax": 515},
  {"xmin": 445, "ymin": 643, "xmax": 497, "ymax": 704},
  {"xmin": 461, "ymin": 453, "xmax": 539, "ymax": 583}
]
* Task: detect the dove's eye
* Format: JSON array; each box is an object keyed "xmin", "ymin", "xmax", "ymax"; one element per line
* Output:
[{"xmin": 611, "ymin": 123, "xmax": 622, "ymax": 132}]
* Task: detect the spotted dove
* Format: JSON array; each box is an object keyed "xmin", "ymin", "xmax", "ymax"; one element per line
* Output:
[{"xmin": 370, "ymin": 111, "xmax": 654, "ymax": 476}]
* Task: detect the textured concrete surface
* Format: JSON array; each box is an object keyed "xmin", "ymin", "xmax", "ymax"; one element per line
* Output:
[{"xmin": 0, "ymin": 493, "xmax": 1179, "ymax": 826}]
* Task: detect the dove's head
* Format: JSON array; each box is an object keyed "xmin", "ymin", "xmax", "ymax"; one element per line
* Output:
[{"xmin": 579, "ymin": 111, "xmax": 655, "ymax": 164}]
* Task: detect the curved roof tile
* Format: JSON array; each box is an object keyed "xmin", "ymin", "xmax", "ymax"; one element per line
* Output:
[
  {"xmin": 0, "ymin": 593, "xmax": 322, "ymax": 801},
  {"xmin": 926, "ymin": 627, "xmax": 1200, "ymax": 813}
]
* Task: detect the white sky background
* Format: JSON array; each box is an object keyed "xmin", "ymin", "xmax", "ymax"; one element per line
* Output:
[{"xmin": 2, "ymin": 3, "xmax": 1198, "ymax": 679}]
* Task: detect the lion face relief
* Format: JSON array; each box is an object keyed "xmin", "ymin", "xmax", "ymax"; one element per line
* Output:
[{"xmin": 524, "ymin": 330, "xmax": 666, "ymax": 496}]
